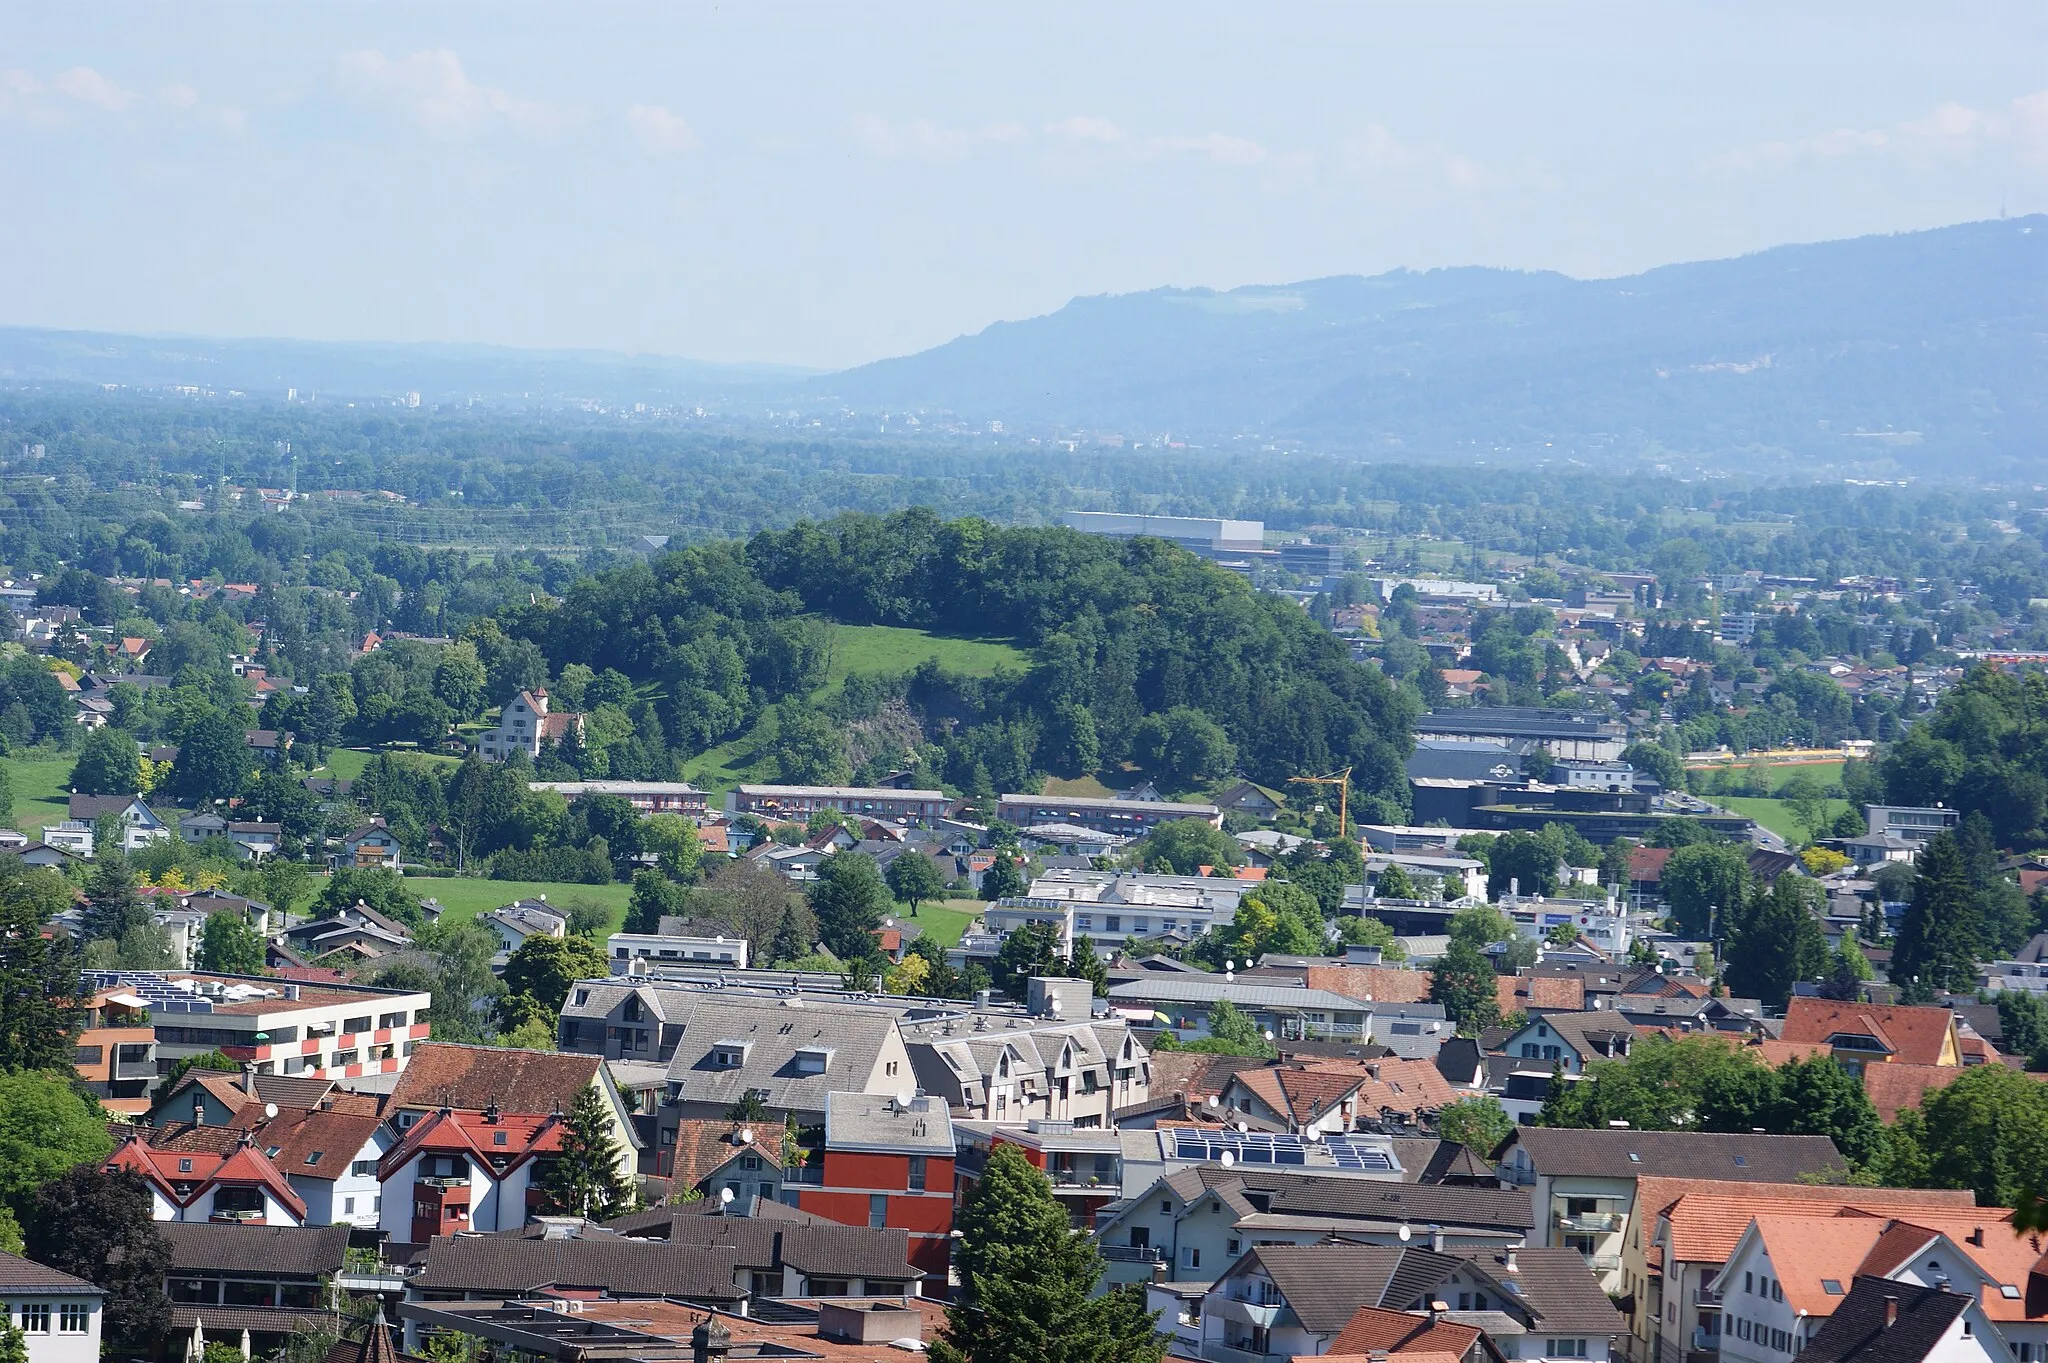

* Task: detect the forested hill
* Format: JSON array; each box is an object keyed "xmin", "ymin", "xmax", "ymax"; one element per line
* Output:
[
  {"xmin": 815, "ymin": 216, "xmax": 2048, "ymax": 470},
  {"xmin": 496, "ymin": 510, "xmax": 1418, "ymax": 814}
]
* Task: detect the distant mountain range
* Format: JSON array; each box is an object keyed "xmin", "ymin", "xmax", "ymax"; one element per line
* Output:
[
  {"xmin": 5, "ymin": 216, "xmax": 2043, "ymax": 469},
  {"xmin": 815, "ymin": 216, "xmax": 2048, "ymax": 469},
  {"xmin": 0, "ymin": 328, "xmax": 812, "ymax": 406}
]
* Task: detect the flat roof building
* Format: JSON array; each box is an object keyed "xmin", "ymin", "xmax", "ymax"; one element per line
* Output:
[
  {"xmin": 730, "ymin": 785, "xmax": 949, "ymax": 822},
  {"xmin": 998, "ymin": 793, "xmax": 1221, "ymax": 833},
  {"xmin": 1060, "ymin": 511, "xmax": 1265, "ymax": 554}
]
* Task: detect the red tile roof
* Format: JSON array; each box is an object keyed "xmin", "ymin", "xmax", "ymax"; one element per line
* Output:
[
  {"xmin": 1324, "ymin": 1306, "xmax": 1484, "ymax": 1359},
  {"xmin": 1306, "ymin": 965, "xmax": 1433, "ymax": 1004},
  {"xmin": 1858, "ymin": 1062, "xmax": 1968, "ymax": 1123},
  {"xmin": 1497, "ymin": 975, "xmax": 1585, "ymax": 1014},
  {"xmin": 1781, "ymin": 999, "xmax": 1959, "ymax": 1066},
  {"xmin": 387, "ymin": 1042, "xmax": 602, "ymax": 1113},
  {"xmin": 1629, "ymin": 847, "xmax": 1673, "ymax": 882}
]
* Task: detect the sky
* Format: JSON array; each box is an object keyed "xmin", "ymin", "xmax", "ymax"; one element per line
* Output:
[{"xmin": 4, "ymin": 2, "xmax": 2046, "ymax": 370}]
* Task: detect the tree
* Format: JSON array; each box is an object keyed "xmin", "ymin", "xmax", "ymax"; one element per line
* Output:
[
  {"xmin": 171, "ymin": 708, "xmax": 251, "ymax": 804},
  {"xmin": 1997, "ymin": 990, "xmax": 2048, "ymax": 1067},
  {"xmin": 625, "ymin": 869, "xmax": 688, "ymax": 935},
  {"xmin": 1892, "ymin": 832, "xmax": 1981, "ymax": 998},
  {"xmin": 1621, "ymin": 740, "xmax": 1685, "ymax": 792},
  {"xmin": 1448, "ymin": 903, "xmax": 1516, "ymax": 951},
  {"xmin": 1659, "ymin": 843, "xmax": 1751, "ymax": 938},
  {"xmin": 640, "ymin": 814, "xmax": 702, "ymax": 881},
  {"xmin": 314, "ymin": 868, "xmax": 426, "ymax": 930},
  {"xmin": 0, "ymin": 1318, "xmax": 24, "ymax": 1363},
  {"xmin": 498, "ymin": 935, "xmax": 608, "ymax": 1030},
  {"xmin": 1429, "ymin": 939, "xmax": 1501, "ymax": 1034},
  {"xmin": 540, "ymin": 1084, "xmax": 634, "ymax": 1219},
  {"xmin": 1436, "ymin": 1096, "xmax": 1513, "ymax": 1156},
  {"xmin": 1065, "ymin": 933, "xmax": 1109, "ymax": 997},
  {"xmin": 1140, "ymin": 819, "xmax": 1241, "ymax": 875},
  {"xmin": 196, "ymin": 911, "xmax": 264, "ymax": 974},
  {"xmin": 1772, "ymin": 1054, "xmax": 1885, "ymax": 1167},
  {"xmin": 768, "ymin": 905, "xmax": 810, "ymax": 966},
  {"xmin": 886, "ymin": 853, "xmax": 945, "ymax": 916},
  {"xmin": 69, "ymin": 726, "xmax": 142, "ymax": 796},
  {"xmin": 21, "ymin": 1166, "xmax": 171, "ymax": 1353},
  {"xmin": 1484, "ymin": 831, "xmax": 1557, "ymax": 899},
  {"xmin": 1723, "ymin": 875, "xmax": 1828, "ymax": 1007},
  {"xmin": 979, "ymin": 855, "xmax": 1027, "ymax": 902},
  {"xmin": 1331, "ymin": 914, "xmax": 1404, "ymax": 961},
  {"xmin": 993, "ymin": 921, "xmax": 1066, "ymax": 999},
  {"xmin": 1522, "ymin": 745, "xmax": 1555, "ymax": 782},
  {"xmin": 1873, "ymin": 1065, "xmax": 2048, "ymax": 1207},
  {"xmin": 933, "ymin": 1142, "xmax": 1165, "ymax": 1363},
  {"xmin": 0, "ymin": 865, "xmax": 86, "ymax": 1071},
  {"xmin": 1373, "ymin": 864, "xmax": 1415, "ymax": 900},
  {"xmin": 808, "ymin": 853, "xmax": 890, "ymax": 958},
  {"xmin": 1816, "ymin": 936, "xmax": 1874, "ymax": 1001},
  {"xmin": 82, "ymin": 855, "xmax": 148, "ymax": 944},
  {"xmin": 0, "ymin": 1071, "xmax": 116, "ymax": 1212},
  {"xmin": 1779, "ymin": 773, "xmax": 1829, "ymax": 846},
  {"xmin": 432, "ymin": 641, "xmax": 488, "ymax": 720}
]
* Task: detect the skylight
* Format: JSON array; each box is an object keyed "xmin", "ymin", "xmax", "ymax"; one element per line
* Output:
[
  {"xmin": 265, "ymin": 1146, "xmax": 282, "ymax": 1158},
  {"xmin": 1822, "ymin": 1281, "xmax": 1844, "ymax": 1295},
  {"xmin": 304, "ymin": 1151, "xmax": 322, "ymax": 1165},
  {"xmin": 1732, "ymin": 1155, "xmax": 1748, "ymax": 1167},
  {"xmin": 2001, "ymin": 1285, "xmax": 2022, "ymax": 1300}
]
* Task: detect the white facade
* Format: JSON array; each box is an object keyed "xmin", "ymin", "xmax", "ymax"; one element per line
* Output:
[
  {"xmin": 0, "ymin": 1256, "xmax": 103, "ymax": 1363},
  {"xmin": 608, "ymin": 931, "xmax": 749, "ymax": 970},
  {"xmin": 291, "ymin": 1130, "xmax": 393, "ymax": 1230}
]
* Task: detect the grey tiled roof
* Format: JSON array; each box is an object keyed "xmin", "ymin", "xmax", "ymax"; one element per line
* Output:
[
  {"xmin": 160, "ymin": 1223, "xmax": 350, "ymax": 1278},
  {"xmin": 411, "ymin": 1234, "xmax": 744, "ymax": 1300},
  {"xmin": 1798, "ymin": 1276, "xmax": 1972, "ymax": 1363},
  {"xmin": 658, "ymin": 996, "xmax": 899, "ymax": 1115},
  {"xmin": 1455, "ymin": 1246, "xmax": 1628, "ymax": 1334},
  {"xmin": 0, "ymin": 1250, "xmax": 100, "ymax": 1294},
  {"xmin": 1500, "ymin": 1128, "xmax": 1846, "ymax": 1181},
  {"xmin": 1237, "ymin": 1244, "xmax": 1465, "ymax": 1333}
]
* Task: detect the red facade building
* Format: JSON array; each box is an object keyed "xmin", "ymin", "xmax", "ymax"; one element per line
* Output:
[{"xmin": 797, "ymin": 1093, "xmax": 956, "ymax": 1288}]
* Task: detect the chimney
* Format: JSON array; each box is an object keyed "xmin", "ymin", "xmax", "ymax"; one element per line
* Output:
[
  {"xmin": 1430, "ymin": 1224, "xmax": 1444, "ymax": 1253},
  {"xmin": 691, "ymin": 1315, "xmax": 731, "ymax": 1363},
  {"xmin": 1969, "ymin": 1227, "xmax": 1985, "ymax": 1247},
  {"xmin": 1504, "ymin": 1247, "xmax": 1519, "ymax": 1274},
  {"xmin": 1883, "ymin": 1296, "xmax": 1899, "ymax": 1330}
]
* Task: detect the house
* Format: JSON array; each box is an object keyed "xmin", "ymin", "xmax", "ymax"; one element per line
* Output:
[
  {"xmin": 150, "ymin": 1070, "xmax": 380, "ymax": 1128},
  {"xmin": 0, "ymin": 1250, "xmax": 104, "ymax": 1363},
  {"xmin": 1494, "ymin": 1129, "xmax": 1850, "ymax": 1296},
  {"xmin": 402, "ymin": 1230, "xmax": 748, "ymax": 1312},
  {"xmin": 143, "ymin": 1104, "xmax": 393, "ymax": 1228},
  {"xmin": 1779, "ymin": 999, "xmax": 1967, "ymax": 1075},
  {"xmin": 477, "ymin": 689, "xmax": 584, "ymax": 763},
  {"xmin": 105, "ymin": 1135, "xmax": 310, "ymax": 1225},
  {"xmin": 654, "ymin": 994, "xmax": 915, "ymax": 1128},
  {"xmin": 244, "ymin": 729, "xmax": 293, "ymax": 763},
  {"xmin": 1216, "ymin": 1057, "xmax": 1461, "ymax": 1135},
  {"xmin": 8, "ymin": 842, "xmax": 83, "ymax": 870},
  {"xmin": 1622, "ymin": 1183, "xmax": 1981, "ymax": 1363},
  {"xmin": 604, "ymin": 1198, "xmax": 928, "ymax": 1297},
  {"xmin": 899, "ymin": 995, "xmax": 1149, "ymax": 1129},
  {"xmin": 607, "ymin": 927, "xmax": 751, "ymax": 971},
  {"xmin": 179, "ymin": 813, "xmax": 228, "ymax": 844},
  {"xmin": 94, "ymin": 969, "xmax": 433, "ymax": 1081},
  {"xmin": 37, "ymin": 822, "xmax": 96, "ymax": 858},
  {"xmin": 159, "ymin": 1223, "xmax": 351, "ymax": 1361},
  {"xmin": 65, "ymin": 794, "xmax": 169, "ymax": 850},
  {"xmin": 1794, "ymin": 1277, "xmax": 2002, "ymax": 1363},
  {"xmin": 793, "ymin": 1093, "xmax": 956, "ymax": 1284},
  {"xmin": 375, "ymin": 1106, "xmax": 567, "ymax": 1241},
  {"xmin": 479, "ymin": 900, "xmax": 567, "ymax": 954},
  {"xmin": 336, "ymin": 817, "xmax": 402, "ymax": 870},
  {"xmin": 1490, "ymin": 1012, "xmax": 1635, "ymax": 1091},
  {"xmin": 1216, "ymin": 781, "xmax": 1288, "ymax": 818},
  {"xmin": 383, "ymin": 1043, "xmax": 639, "ymax": 1175},
  {"xmin": 1093, "ymin": 1166, "xmax": 1537, "ymax": 1287},
  {"xmin": 656, "ymin": 1120, "xmax": 788, "ymax": 1202},
  {"xmin": 277, "ymin": 899, "xmax": 413, "ymax": 961}
]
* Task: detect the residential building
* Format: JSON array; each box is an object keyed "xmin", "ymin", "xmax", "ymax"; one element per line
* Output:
[
  {"xmin": 966, "ymin": 867, "xmax": 1251, "ymax": 956},
  {"xmin": 1778, "ymin": 999, "xmax": 1968, "ymax": 1075},
  {"xmin": 898, "ymin": 985, "xmax": 1148, "ymax": 1127},
  {"xmin": 336, "ymin": 816, "xmax": 402, "ymax": 869},
  {"xmin": 160, "ymin": 1224, "xmax": 353, "ymax": 1362},
  {"xmin": 73, "ymin": 986, "xmax": 157, "ymax": 1116},
  {"xmin": 659, "ymin": 1121, "xmax": 788, "ymax": 1204},
  {"xmin": 65, "ymin": 794, "xmax": 170, "ymax": 850},
  {"xmin": 383, "ymin": 1044, "xmax": 639, "ymax": 1177},
  {"xmin": 997, "ymin": 792, "xmax": 1223, "ymax": 833},
  {"xmin": 1109, "ymin": 975, "xmax": 1372, "ymax": 1042},
  {"xmin": 477, "ymin": 689, "xmax": 584, "ymax": 763},
  {"xmin": 277, "ymin": 899, "xmax": 414, "ymax": 962},
  {"xmin": 106, "ymin": 1135, "xmax": 309, "ymax": 1225},
  {"xmin": 526, "ymin": 780, "xmax": 708, "ymax": 816},
  {"xmin": 793, "ymin": 1093, "xmax": 956, "ymax": 1285},
  {"xmin": 1491, "ymin": 1013, "xmax": 1636, "ymax": 1081},
  {"xmin": 375, "ymin": 1106, "xmax": 567, "ymax": 1241},
  {"xmin": 87, "ymin": 970, "xmax": 432, "ymax": 1081},
  {"xmin": 1864, "ymin": 806, "xmax": 1961, "ymax": 845},
  {"xmin": 607, "ymin": 928, "xmax": 750, "ymax": 970},
  {"xmin": 1059, "ymin": 511, "xmax": 1266, "ymax": 554},
  {"xmin": 1794, "ymin": 1277, "xmax": 2002, "ymax": 1363},
  {"xmin": 0, "ymin": 1251, "xmax": 103, "ymax": 1363},
  {"xmin": 1493, "ymin": 1129, "xmax": 1849, "ymax": 1294},
  {"xmin": 729, "ymin": 784, "xmax": 949, "ymax": 823},
  {"xmin": 1217, "ymin": 781, "xmax": 1288, "ymax": 817},
  {"xmin": 1217, "ymin": 1057, "xmax": 1461, "ymax": 1135},
  {"xmin": 479, "ymin": 900, "xmax": 566, "ymax": 954}
]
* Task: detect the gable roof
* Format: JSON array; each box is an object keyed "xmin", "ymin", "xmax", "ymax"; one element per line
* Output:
[
  {"xmin": 159, "ymin": 1223, "xmax": 349, "ymax": 1278},
  {"xmin": 1652, "ymin": 1188, "xmax": 1981, "ymax": 1265},
  {"xmin": 1859, "ymin": 1062, "xmax": 1967, "ymax": 1123},
  {"xmin": 1230, "ymin": 1066, "xmax": 1369, "ymax": 1127},
  {"xmin": 387, "ymin": 1042, "xmax": 601, "ymax": 1113},
  {"xmin": 1238, "ymin": 1244, "xmax": 1465, "ymax": 1333},
  {"xmin": 1452, "ymin": 1246, "xmax": 1628, "ymax": 1333},
  {"xmin": 0, "ymin": 1249, "xmax": 101, "ymax": 1295},
  {"xmin": 663, "ymin": 1120, "xmax": 785, "ymax": 1188},
  {"xmin": 1797, "ymin": 1276, "xmax": 1973, "ymax": 1363},
  {"xmin": 1308, "ymin": 965, "xmax": 1435, "ymax": 1005},
  {"xmin": 1497, "ymin": 974, "xmax": 1586, "ymax": 1014},
  {"xmin": 1781, "ymin": 999, "xmax": 1959, "ymax": 1066},
  {"xmin": 1503, "ymin": 1128, "xmax": 1848, "ymax": 1181},
  {"xmin": 1325, "ymin": 1306, "xmax": 1483, "ymax": 1358},
  {"xmin": 106, "ymin": 1135, "xmax": 309, "ymax": 1221},
  {"xmin": 410, "ymin": 1233, "xmax": 744, "ymax": 1300}
]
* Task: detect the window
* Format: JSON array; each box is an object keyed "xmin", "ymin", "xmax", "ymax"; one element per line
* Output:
[
  {"xmin": 379, "ymin": 1012, "xmax": 406, "ymax": 1030},
  {"xmin": 1227, "ymin": 1239, "xmax": 1240, "ymax": 1257},
  {"xmin": 58, "ymin": 1304, "xmax": 89, "ymax": 1334},
  {"xmin": 869, "ymin": 1194, "xmax": 888, "ymax": 1228},
  {"xmin": 885, "ymin": 1061, "xmax": 899, "ymax": 1077},
  {"xmin": 1544, "ymin": 1341, "xmax": 1585, "ymax": 1358},
  {"xmin": 1771, "ymin": 1280, "xmax": 1783, "ymax": 1303},
  {"xmin": 343, "ymin": 1197, "xmax": 355, "ymax": 1215},
  {"xmin": 1822, "ymin": 1280, "xmax": 1844, "ymax": 1296},
  {"xmin": 809, "ymin": 1278, "xmax": 849, "ymax": 1297},
  {"xmin": 908, "ymin": 1155, "xmax": 927, "ymax": 1191},
  {"xmin": 179, "ymin": 1158, "xmax": 194, "ymax": 1174},
  {"xmin": 17, "ymin": 1305, "xmax": 49, "ymax": 1334},
  {"xmin": 1745, "ymin": 1272, "xmax": 1754, "ymax": 1295},
  {"xmin": 1184, "ymin": 1247, "xmax": 1201, "ymax": 1269},
  {"xmin": 75, "ymin": 1045, "xmax": 103, "ymax": 1065},
  {"xmin": 353, "ymin": 1160, "xmax": 377, "ymax": 1177},
  {"xmin": 331, "ymin": 1050, "xmax": 357, "ymax": 1068},
  {"xmin": 573, "ymin": 990, "xmax": 590, "ymax": 1007},
  {"xmin": 344, "ymin": 1015, "xmax": 372, "ymax": 1034}
]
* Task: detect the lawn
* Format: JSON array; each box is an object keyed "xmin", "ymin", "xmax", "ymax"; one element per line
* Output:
[
  {"xmin": 7, "ymin": 756, "xmax": 75, "ymax": 835},
  {"xmin": 896, "ymin": 899, "xmax": 977, "ymax": 949},
  {"xmin": 1685, "ymin": 757, "xmax": 1846, "ymax": 792},
  {"xmin": 1719, "ymin": 796, "xmax": 1852, "ymax": 843},
  {"xmin": 400, "ymin": 876, "xmax": 635, "ymax": 933}
]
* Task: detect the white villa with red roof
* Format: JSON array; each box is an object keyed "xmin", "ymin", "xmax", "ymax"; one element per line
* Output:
[
  {"xmin": 376, "ymin": 1106, "xmax": 568, "ymax": 1242},
  {"xmin": 477, "ymin": 689, "xmax": 584, "ymax": 763},
  {"xmin": 106, "ymin": 1136, "xmax": 309, "ymax": 1227}
]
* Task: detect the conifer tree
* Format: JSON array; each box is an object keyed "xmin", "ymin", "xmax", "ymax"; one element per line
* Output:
[
  {"xmin": 1892, "ymin": 832, "xmax": 1980, "ymax": 999},
  {"xmin": 541, "ymin": 1086, "xmax": 634, "ymax": 1220},
  {"xmin": 931, "ymin": 1143, "xmax": 1165, "ymax": 1363}
]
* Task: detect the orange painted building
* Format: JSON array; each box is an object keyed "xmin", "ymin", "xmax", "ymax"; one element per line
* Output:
[
  {"xmin": 74, "ymin": 988, "xmax": 158, "ymax": 1116},
  {"xmin": 796, "ymin": 1094, "xmax": 956, "ymax": 1287}
]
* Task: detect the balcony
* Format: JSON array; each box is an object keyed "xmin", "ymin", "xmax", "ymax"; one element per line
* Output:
[
  {"xmin": 1556, "ymin": 1211, "xmax": 1623, "ymax": 1234},
  {"xmin": 1694, "ymin": 1285, "xmax": 1723, "ymax": 1309},
  {"xmin": 1582, "ymin": 1253, "xmax": 1622, "ymax": 1272},
  {"xmin": 209, "ymin": 1209, "xmax": 266, "ymax": 1224},
  {"xmin": 416, "ymin": 1175, "xmax": 470, "ymax": 1191},
  {"xmin": 1203, "ymin": 1342, "xmax": 1276, "ymax": 1363},
  {"xmin": 1691, "ymin": 1328, "xmax": 1721, "ymax": 1354},
  {"xmin": 1100, "ymin": 1245, "xmax": 1164, "ymax": 1264}
]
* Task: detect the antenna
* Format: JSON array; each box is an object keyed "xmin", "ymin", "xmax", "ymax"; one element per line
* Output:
[
  {"xmin": 719, "ymin": 1187, "xmax": 734, "ymax": 1206},
  {"xmin": 263, "ymin": 1103, "xmax": 278, "ymax": 1120}
]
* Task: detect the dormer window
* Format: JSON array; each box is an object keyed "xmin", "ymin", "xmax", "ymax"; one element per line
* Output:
[
  {"xmin": 712, "ymin": 1045, "xmax": 748, "ymax": 1069},
  {"xmin": 179, "ymin": 1158, "xmax": 193, "ymax": 1173},
  {"xmin": 794, "ymin": 1046, "xmax": 832, "ymax": 1075},
  {"xmin": 493, "ymin": 1132, "xmax": 508, "ymax": 1146}
]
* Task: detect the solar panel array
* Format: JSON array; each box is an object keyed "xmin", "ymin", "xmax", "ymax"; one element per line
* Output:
[
  {"xmin": 87, "ymin": 969, "xmax": 215, "ymax": 1013},
  {"xmin": 1171, "ymin": 1130, "xmax": 1308, "ymax": 1165},
  {"xmin": 1323, "ymin": 1137, "xmax": 1397, "ymax": 1170}
]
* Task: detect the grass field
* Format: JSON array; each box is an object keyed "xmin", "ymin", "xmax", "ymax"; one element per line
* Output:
[
  {"xmin": 401, "ymin": 875, "xmax": 635, "ymax": 933},
  {"xmin": 1719, "ymin": 796, "xmax": 1852, "ymax": 843},
  {"xmin": 684, "ymin": 624, "xmax": 1026, "ymax": 793},
  {"xmin": 7, "ymin": 757, "xmax": 76, "ymax": 835},
  {"xmin": 903, "ymin": 900, "xmax": 977, "ymax": 949},
  {"xmin": 1687, "ymin": 758, "xmax": 1846, "ymax": 792}
]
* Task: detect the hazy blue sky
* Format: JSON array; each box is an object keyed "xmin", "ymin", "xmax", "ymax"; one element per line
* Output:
[{"xmin": 5, "ymin": 3, "xmax": 2044, "ymax": 369}]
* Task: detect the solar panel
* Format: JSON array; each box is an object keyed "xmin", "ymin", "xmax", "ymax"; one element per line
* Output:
[{"xmin": 1323, "ymin": 1137, "xmax": 1397, "ymax": 1170}]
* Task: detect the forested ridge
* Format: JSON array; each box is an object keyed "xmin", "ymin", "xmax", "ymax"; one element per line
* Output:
[{"xmin": 500, "ymin": 509, "xmax": 1419, "ymax": 810}]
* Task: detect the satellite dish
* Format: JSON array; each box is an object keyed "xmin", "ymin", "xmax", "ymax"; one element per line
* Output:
[
  {"xmin": 263, "ymin": 1103, "xmax": 278, "ymax": 1120},
  {"xmin": 1219, "ymin": 1151, "xmax": 1235, "ymax": 1168},
  {"xmin": 896, "ymin": 1089, "xmax": 916, "ymax": 1109},
  {"xmin": 1236, "ymin": 1121, "xmax": 1249, "ymax": 1133},
  {"xmin": 1263, "ymin": 1030, "xmax": 1275, "ymax": 1042},
  {"xmin": 1398, "ymin": 1224, "xmax": 1412, "ymax": 1242},
  {"xmin": 1048, "ymin": 997, "xmax": 1063, "ymax": 1014},
  {"xmin": 1206, "ymin": 1095, "xmax": 1220, "ymax": 1108},
  {"xmin": 738, "ymin": 1127, "xmax": 754, "ymax": 1145},
  {"xmin": 1303, "ymin": 1128, "xmax": 1321, "ymax": 1143},
  {"xmin": 719, "ymin": 1187, "xmax": 734, "ymax": 1205}
]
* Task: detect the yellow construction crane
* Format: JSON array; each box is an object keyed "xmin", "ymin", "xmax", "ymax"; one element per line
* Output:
[{"xmin": 1289, "ymin": 768, "xmax": 1353, "ymax": 836}]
